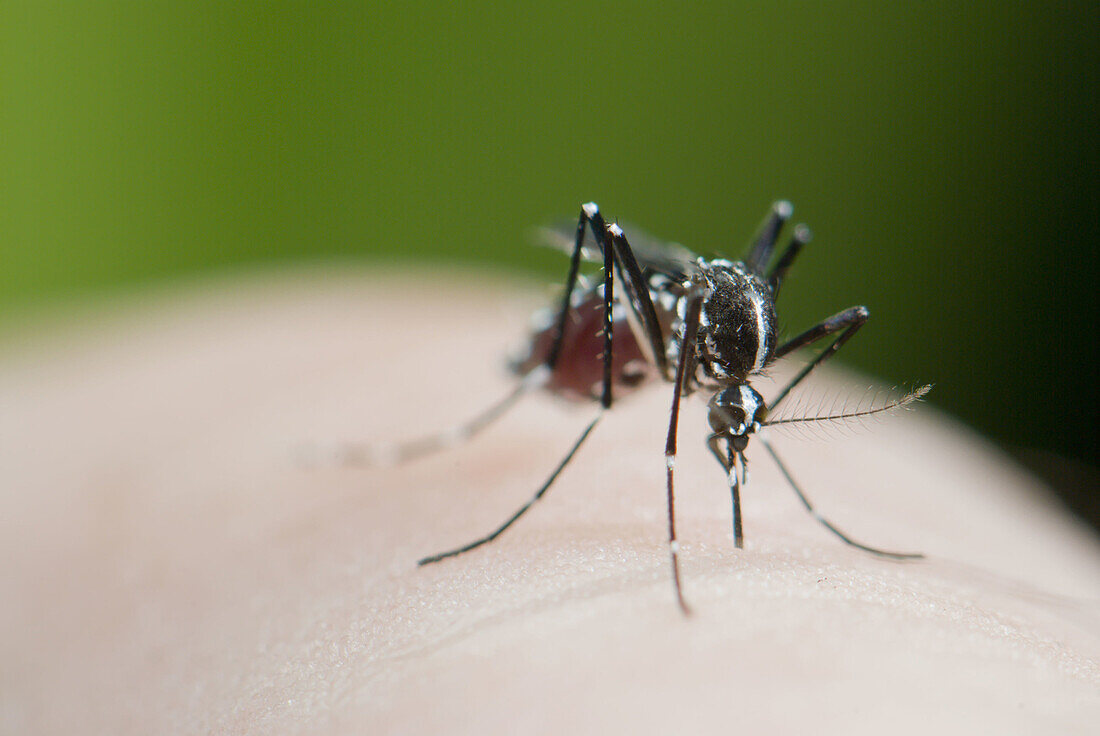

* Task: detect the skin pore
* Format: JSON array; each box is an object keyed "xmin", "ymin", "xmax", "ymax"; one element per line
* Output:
[{"xmin": 1, "ymin": 271, "xmax": 1098, "ymax": 733}]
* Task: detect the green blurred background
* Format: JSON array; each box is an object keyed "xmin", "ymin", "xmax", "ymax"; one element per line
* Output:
[{"xmin": 2, "ymin": 3, "xmax": 1096, "ymax": 523}]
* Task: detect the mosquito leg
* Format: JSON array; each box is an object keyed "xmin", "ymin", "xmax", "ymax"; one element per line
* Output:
[
  {"xmin": 545, "ymin": 204, "xmax": 598, "ymax": 370},
  {"xmin": 606, "ymin": 227, "xmax": 669, "ymax": 378},
  {"xmin": 744, "ymin": 200, "xmax": 793, "ymax": 275},
  {"xmin": 581, "ymin": 203, "xmax": 669, "ymax": 378},
  {"xmin": 706, "ymin": 433, "xmax": 726, "ymax": 470},
  {"xmin": 705, "ymin": 434, "xmax": 743, "ymax": 549},
  {"xmin": 770, "ymin": 305, "xmax": 870, "ymax": 411},
  {"xmin": 598, "ymin": 210, "xmax": 615, "ymax": 409},
  {"xmin": 322, "ymin": 203, "xmax": 605, "ymax": 470},
  {"xmin": 728, "ymin": 445, "xmax": 744, "ymax": 548},
  {"xmin": 418, "ymin": 413, "xmax": 602, "ymax": 565},
  {"xmin": 760, "ymin": 437, "xmax": 923, "ymax": 559},
  {"xmin": 338, "ymin": 204, "xmax": 668, "ymax": 472},
  {"xmin": 663, "ymin": 281, "xmax": 705, "ymax": 615},
  {"xmin": 330, "ymin": 366, "xmax": 550, "ymax": 468},
  {"xmin": 419, "ymin": 203, "xmax": 621, "ymax": 565},
  {"xmin": 768, "ymin": 224, "xmax": 812, "ymax": 300}
]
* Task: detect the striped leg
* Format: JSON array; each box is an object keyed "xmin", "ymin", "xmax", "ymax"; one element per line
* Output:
[
  {"xmin": 329, "ymin": 366, "xmax": 549, "ymax": 468},
  {"xmin": 770, "ymin": 306, "xmax": 870, "ymax": 411},
  {"xmin": 662, "ymin": 279, "xmax": 705, "ymax": 615}
]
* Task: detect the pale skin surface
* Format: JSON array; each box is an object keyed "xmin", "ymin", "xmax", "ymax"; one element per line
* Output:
[{"xmin": 1, "ymin": 269, "xmax": 1098, "ymax": 734}]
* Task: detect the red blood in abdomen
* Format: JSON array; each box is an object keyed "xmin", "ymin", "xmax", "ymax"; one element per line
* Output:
[{"xmin": 514, "ymin": 291, "xmax": 654, "ymax": 401}]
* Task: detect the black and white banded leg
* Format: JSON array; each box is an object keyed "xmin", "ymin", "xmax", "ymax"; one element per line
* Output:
[
  {"xmin": 770, "ymin": 305, "xmax": 870, "ymax": 412},
  {"xmin": 663, "ymin": 279, "xmax": 705, "ymax": 615},
  {"xmin": 706, "ymin": 434, "xmax": 745, "ymax": 549}
]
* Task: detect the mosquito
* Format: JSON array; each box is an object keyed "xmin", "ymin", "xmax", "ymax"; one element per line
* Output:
[{"xmin": 344, "ymin": 201, "xmax": 929, "ymax": 614}]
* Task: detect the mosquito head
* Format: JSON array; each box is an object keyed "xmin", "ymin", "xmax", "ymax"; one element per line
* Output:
[
  {"xmin": 697, "ymin": 261, "xmax": 777, "ymax": 382},
  {"xmin": 707, "ymin": 384, "xmax": 768, "ymax": 450}
]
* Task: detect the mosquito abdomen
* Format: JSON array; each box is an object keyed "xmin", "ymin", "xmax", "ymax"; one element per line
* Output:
[{"xmin": 513, "ymin": 288, "xmax": 654, "ymax": 401}]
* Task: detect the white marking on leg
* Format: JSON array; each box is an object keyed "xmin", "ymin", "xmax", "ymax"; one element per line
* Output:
[
  {"xmin": 608, "ymin": 223, "xmax": 623, "ymax": 237},
  {"xmin": 669, "ymin": 540, "xmax": 681, "ymax": 554},
  {"xmin": 582, "ymin": 202, "xmax": 599, "ymax": 218},
  {"xmin": 522, "ymin": 364, "xmax": 552, "ymax": 388},
  {"xmin": 665, "ymin": 455, "xmax": 676, "ymax": 470}
]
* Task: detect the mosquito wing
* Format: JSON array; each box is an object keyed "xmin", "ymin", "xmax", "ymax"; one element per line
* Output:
[{"xmin": 533, "ymin": 222, "xmax": 698, "ymax": 281}]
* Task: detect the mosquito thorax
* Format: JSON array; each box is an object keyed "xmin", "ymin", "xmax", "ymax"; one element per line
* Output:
[
  {"xmin": 696, "ymin": 260, "xmax": 777, "ymax": 382},
  {"xmin": 707, "ymin": 384, "xmax": 768, "ymax": 441}
]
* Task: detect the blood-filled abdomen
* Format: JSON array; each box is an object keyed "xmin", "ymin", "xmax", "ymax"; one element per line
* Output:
[{"xmin": 512, "ymin": 289, "xmax": 655, "ymax": 401}]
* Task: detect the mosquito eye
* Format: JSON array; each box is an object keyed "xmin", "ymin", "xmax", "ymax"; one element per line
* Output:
[{"xmin": 706, "ymin": 400, "xmax": 746, "ymax": 434}]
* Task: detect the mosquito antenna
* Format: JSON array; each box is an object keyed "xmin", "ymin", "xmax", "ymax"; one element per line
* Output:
[{"xmin": 763, "ymin": 384, "xmax": 931, "ymax": 437}]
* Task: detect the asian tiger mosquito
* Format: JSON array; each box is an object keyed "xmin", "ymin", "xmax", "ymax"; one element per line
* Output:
[{"xmin": 344, "ymin": 201, "xmax": 929, "ymax": 614}]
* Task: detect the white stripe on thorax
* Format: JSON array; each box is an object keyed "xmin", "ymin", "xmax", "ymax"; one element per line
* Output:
[{"xmin": 750, "ymin": 292, "xmax": 768, "ymax": 371}]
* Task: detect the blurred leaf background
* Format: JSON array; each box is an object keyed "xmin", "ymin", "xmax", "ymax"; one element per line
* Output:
[{"xmin": 2, "ymin": 3, "xmax": 1096, "ymax": 522}]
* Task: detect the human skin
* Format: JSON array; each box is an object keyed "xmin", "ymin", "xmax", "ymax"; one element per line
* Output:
[{"xmin": 1, "ymin": 270, "xmax": 1098, "ymax": 734}]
